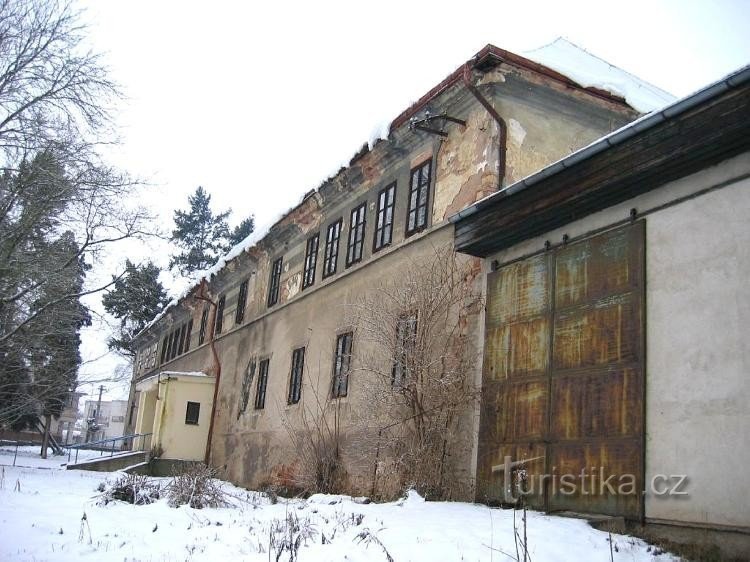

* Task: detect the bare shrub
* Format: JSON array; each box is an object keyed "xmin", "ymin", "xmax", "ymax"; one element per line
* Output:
[
  {"xmin": 269, "ymin": 511, "xmax": 316, "ymax": 562},
  {"xmin": 347, "ymin": 245, "xmax": 482, "ymax": 500},
  {"xmin": 167, "ymin": 463, "xmax": 228, "ymax": 509},
  {"xmin": 100, "ymin": 473, "xmax": 160, "ymax": 505}
]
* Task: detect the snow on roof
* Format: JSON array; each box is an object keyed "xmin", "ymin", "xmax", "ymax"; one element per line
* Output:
[
  {"xmin": 138, "ymin": 41, "xmax": 674, "ymax": 339},
  {"xmin": 523, "ymin": 38, "xmax": 676, "ymax": 113}
]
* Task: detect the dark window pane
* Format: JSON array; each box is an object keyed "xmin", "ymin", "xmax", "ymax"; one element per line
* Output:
[
  {"xmin": 198, "ymin": 307, "xmax": 209, "ymax": 345},
  {"xmin": 215, "ymin": 294, "xmax": 226, "ymax": 335},
  {"xmin": 332, "ymin": 332, "xmax": 353, "ymax": 398},
  {"xmin": 236, "ymin": 279, "xmax": 248, "ymax": 324},
  {"xmin": 255, "ymin": 359, "xmax": 270, "ymax": 409},
  {"xmin": 185, "ymin": 401, "xmax": 200, "ymax": 425},
  {"xmin": 303, "ymin": 234, "xmax": 319, "ymax": 289},
  {"xmin": 323, "ymin": 219, "xmax": 342, "ymax": 278},
  {"xmin": 374, "ymin": 183, "xmax": 396, "ymax": 252},
  {"xmin": 268, "ymin": 257, "xmax": 283, "ymax": 306},
  {"xmin": 406, "ymin": 160, "xmax": 431, "ymax": 235},
  {"xmin": 184, "ymin": 319, "xmax": 193, "ymax": 352},
  {"xmin": 288, "ymin": 347, "xmax": 305, "ymax": 404}
]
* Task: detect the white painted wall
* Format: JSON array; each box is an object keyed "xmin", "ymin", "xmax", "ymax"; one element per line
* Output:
[{"xmin": 485, "ymin": 151, "xmax": 750, "ymax": 529}]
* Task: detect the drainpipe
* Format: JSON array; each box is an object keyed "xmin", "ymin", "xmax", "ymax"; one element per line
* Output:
[
  {"xmin": 195, "ymin": 279, "xmax": 222, "ymax": 465},
  {"xmin": 462, "ymin": 64, "xmax": 507, "ymax": 190}
]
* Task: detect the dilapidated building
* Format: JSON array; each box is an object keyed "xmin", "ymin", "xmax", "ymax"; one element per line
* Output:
[{"xmin": 127, "ymin": 40, "xmax": 683, "ymax": 506}]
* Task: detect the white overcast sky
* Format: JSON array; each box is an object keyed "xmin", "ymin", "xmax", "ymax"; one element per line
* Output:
[{"xmin": 75, "ymin": 0, "xmax": 750, "ymax": 400}]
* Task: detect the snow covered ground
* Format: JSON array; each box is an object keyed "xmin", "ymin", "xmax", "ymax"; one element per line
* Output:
[
  {"xmin": 0, "ymin": 445, "xmax": 112, "ymax": 469},
  {"xmin": 0, "ymin": 451, "xmax": 678, "ymax": 561}
]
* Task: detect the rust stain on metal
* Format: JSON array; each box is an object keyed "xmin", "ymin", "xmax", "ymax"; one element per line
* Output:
[{"xmin": 477, "ymin": 222, "xmax": 645, "ymax": 519}]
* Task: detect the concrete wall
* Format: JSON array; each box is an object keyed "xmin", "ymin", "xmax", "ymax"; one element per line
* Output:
[
  {"xmin": 484, "ymin": 151, "xmax": 750, "ymax": 530},
  {"xmin": 130, "ymin": 63, "xmax": 637, "ymax": 498}
]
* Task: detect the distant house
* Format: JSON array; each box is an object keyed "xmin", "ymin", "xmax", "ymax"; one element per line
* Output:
[{"xmin": 83, "ymin": 399, "xmax": 128, "ymax": 442}]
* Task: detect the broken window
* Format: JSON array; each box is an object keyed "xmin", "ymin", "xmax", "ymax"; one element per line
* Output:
[
  {"xmin": 322, "ymin": 219, "xmax": 342, "ymax": 278},
  {"xmin": 255, "ymin": 358, "xmax": 270, "ymax": 410},
  {"xmin": 332, "ymin": 332, "xmax": 353, "ymax": 398},
  {"xmin": 215, "ymin": 294, "xmax": 226, "ymax": 335},
  {"xmin": 198, "ymin": 306, "xmax": 209, "ymax": 345},
  {"xmin": 238, "ymin": 360, "xmax": 256, "ymax": 418},
  {"xmin": 406, "ymin": 160, "xmax": 431, "ymax": 236},
  {"xmin": 374, "ymin": 182, "xmax": 396, "ymax": 252},
  {"xmin": 236, "ymin": 279, "xmax": 248, "ymax": 324},
  {"xmin": 268, "ymin": 257, "xmax": 283, "ymax": 307},
  {"xmin": 302, "ymin": 234, "xmax": 319, "ymax": 289},
  {"xmin": 288, "ymin": 347, "xmax": 305, "ymax": 404},
  {"xmin": 346, "ymin": 204, "xmax": 366, "ymax": 267},
  {"xmin": 185, "ymin": 401, "xmax": 200, "ymax": 425},
  {"xmin": 392, "ymin": 312, "xmax": 418, "ymax": 387}
]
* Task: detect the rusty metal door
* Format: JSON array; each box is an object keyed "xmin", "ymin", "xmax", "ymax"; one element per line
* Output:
[{"xmin": 477, "ymin": 222, "xmax": 644, "ymax": 519}]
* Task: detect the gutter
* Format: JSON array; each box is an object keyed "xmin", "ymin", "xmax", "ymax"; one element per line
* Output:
[
  {"xmin": 194, "ymin": 279, "xmax": 222, "ymax": 465},
  {"xmin": 462, "ymin": 63, "xmax": 507, "ymax": 190},
  {"xmin": 449, "ymin": 64, "xmax": 750, "ymax": 223}
]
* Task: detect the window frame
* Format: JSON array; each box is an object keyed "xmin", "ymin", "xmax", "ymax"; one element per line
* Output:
[
  {"xmin": 235, "ymin": 279, "xmax": 249, "ymax": 325},
  {"xmin": 287, "ymin": 346, "xmax": 305, "ymax": 405},
  {"xmin": 373, "ymin": 182, "xmax": 396, "ymax": 253},
  {"xmin": 322, "ymin": 218, "xmax": 343, "ymax": 279},
  {"xmin": 215, "ymin": 294, "xmax": 226, "ymax": 335},
  {"xmin": 184, "ymin": 319, "xmax": 193, "ymax": 353},
  {"xmin": 185, "ymin": 401, "xmax": 200, "ymax": 425},
  {"xmin": 346, "ymin": 203, "xmax": 367, "ymax": 268},
  {"xmin": 331, "ymin": 332, "xmax": 353, "ymax": 398},
  {"xmin": 268, "ymin": 257, "xmax": 283, "ymax": 307},
  {"xmin": 302, "ymin": 234, "xmax": 319, "ymax": 290},
  {"xmin": 405, "ymin": 159, "xmax": 432, "ymax": 237},
  {"xmin": 255, "ymin": 358, "xmax": 270, "ymax": 410},
  {"xmin": 198, "ymin": 306, "xmax": 209, "ymax": 346}
]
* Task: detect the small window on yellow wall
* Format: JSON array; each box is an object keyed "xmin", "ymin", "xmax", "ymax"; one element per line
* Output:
[{"xmin": 185, "ymin": 401, "xmax": 200, "ymax": 425}]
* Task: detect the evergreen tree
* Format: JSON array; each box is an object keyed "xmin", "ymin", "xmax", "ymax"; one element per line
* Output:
[
  {"xmin": 228, "ymin": 215, "xmax": 255, "ymax": 247},
  {"xmin": 102, "ymin": 260, "xmax": 170, "ymax": 358},
  {"xmin": 170, "ymin": 186, "xmax": 232, "ymax": 275}
]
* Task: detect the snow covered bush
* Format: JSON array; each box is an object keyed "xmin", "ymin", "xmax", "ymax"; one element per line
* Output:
[
  {"xmin": 167, "ymin": 463, "xmax": 228, "ymax": 509},
  {"xmin": 100, "ymin": 474, "xmax": 161, "ymax": 505}
]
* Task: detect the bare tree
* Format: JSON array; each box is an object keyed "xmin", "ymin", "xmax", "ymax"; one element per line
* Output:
[
  {"xmin": 347, "ymin": 245, "xmax": 483, "ymax": 499},
  {"xmin": 0, "ymin": 0, "xmax": 151, "ymax": 430}
]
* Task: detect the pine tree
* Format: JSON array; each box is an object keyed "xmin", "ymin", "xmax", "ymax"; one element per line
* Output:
[
  {"xmin": 170, "ymin": 186, "xmax": 232, "ymax": 275},
  {"xmin": 228, "ymin": 215, "xmax": 255, "ymax": 247},
  {"xmin": 102, "ymin": 260, "xmax": 169, "ymax": 358}
]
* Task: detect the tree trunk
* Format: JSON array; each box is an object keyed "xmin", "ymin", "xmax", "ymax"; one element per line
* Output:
[{"xmin": 41, "ymin": 414, "xmax": 51, "ymax": 459}]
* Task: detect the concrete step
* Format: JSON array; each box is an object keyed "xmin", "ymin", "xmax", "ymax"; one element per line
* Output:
[{"xmin": 66, "ymin": 451, "xmax": 148, "ymax": 472}]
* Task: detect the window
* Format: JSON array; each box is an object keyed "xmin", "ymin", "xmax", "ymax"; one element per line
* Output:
[
  {"xmin": 177, "ymin": 323, "xmax": 187, "ymax": 355},
  {"xmin": 322, "ymin": 219, "xmax": 342, "ymax": 278},
  {"xmin": 255, "ymin": 358, "xmax": 270, "ymax": 410},
  {"xmin": 373, "ymin": 183, "xmax": 396, "ymax": 252},
  {"xmin": 346, "ymin": 204, "xmax": 366, "ymax": 267},
  {"xmin": 302, "ymin": 234, "xmax": 319, "ymax": 289},
  {"xmin": 160, "ymin": 335, "xmax": 168, "ymax": 364},
  {"xmin": 185, "ymin": 401, "xmax": 200, "ymax": 425},
  {"xmin": 239, "ymin": 360, "xmax": 256, "ymax": 417},
  {"xmin": 236, "ymin": 279, "xmax": 248, "ymax": 324},
  {"xmin": 184, "ymin": 319, "xmax": 193, "ymax": 353},
  {"xmin": 268, "ymin": 257, "xmax": 283, "ymax": 306},
  {"xmin": 168, "ymin": 329, "xmax": 179, "ymax": 361},
  {"xmin": 332, "ymin": 332, "xmax": 353, "ymax": 398},
  {"xmin": 215, "ymin": 294, "xmax": 226, "ymax": 335},
  {"xmin": 406, "ymin": 160, "xmax": 432, "ymax": 235},
  {"xmin": 288, "ymin": 347, "xmax": 305, "ymax": 404},
  {"xmin": 392, "ymin": 312, "xmax": 418, "ymax": 387},
  {"xmin": 198, "ymin": 306, "xmax": 209, "ymax": 345}
]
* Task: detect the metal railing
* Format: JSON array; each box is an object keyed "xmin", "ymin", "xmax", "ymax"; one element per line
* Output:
[{"xmin": 64, "ymin": 432, "xmax": 153, "ymax": 465}]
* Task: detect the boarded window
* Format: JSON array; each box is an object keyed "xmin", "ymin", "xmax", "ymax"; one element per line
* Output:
[
  {"xmin": 303, "ymin": 234, "xmax": 319, "ymax": 289},
  {"xmin": 332, "ymin": 332, "xmax": 353, "ymax": 398},
  {"xmin": 374, "ymin": 183, "xmax": 396, "ymax": 252},
  {"xmin": 346, "ymin": 204, "xmax": 366, "ymax": 267},
  {"xmin": 215, "ymin": 294, "xmax": 226, "ymax": 335},
  {"xmin": 236, "ymin": 279, "xmax": 248, "ymax": 324},
  {"xmin": 406, "ymin": 160, "xmax": 431, "ymax": 235},
  {"xmin": 268, "ymin": 257, "xmax": 283, "ymax": 306},
  {"xmin": 255, "ymin": 358, "xmax": 270, "ymax": 410},
  {"xmin": 185, "ymin": 401, "xmax": 200, "ymax": 425},
  {"xmin": 288, "ymin": 347, "xmax": 305, "ymax": 404},
  {"xmin": 392, "ymin": 312, "xmax": 417, "ymax": 386},
  {"xmin": 323, "ymin": 219, "xmax": 342, "ymax": 278},
  {"xmin": 198, "ymin": 306, "xmax": 209, "ymax": 345}
]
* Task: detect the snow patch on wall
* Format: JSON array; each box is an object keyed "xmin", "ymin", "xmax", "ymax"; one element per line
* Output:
[{"xmin": 508, "ymin": 118, "xmax": 527, "ymax": 146}]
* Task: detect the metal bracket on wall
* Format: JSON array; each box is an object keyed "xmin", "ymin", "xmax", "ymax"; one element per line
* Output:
[{"xmin": 409, "ymin": 112, "xmax": 466, "ymax": 137}]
